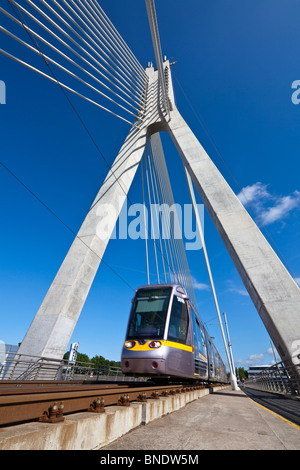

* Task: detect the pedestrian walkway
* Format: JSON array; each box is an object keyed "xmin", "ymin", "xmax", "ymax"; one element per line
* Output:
[{"xmin": 102, "ymin": 388, "xmax": 300, "ymax": 450}]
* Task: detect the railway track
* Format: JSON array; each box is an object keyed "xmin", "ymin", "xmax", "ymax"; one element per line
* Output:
[{"xmin": 0, "ymin": 380, "xmax": 210, "ymax": 427}]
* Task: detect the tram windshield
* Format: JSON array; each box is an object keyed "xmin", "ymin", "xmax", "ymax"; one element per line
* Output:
[{"xmin": 127, "ymin": 287, "xmax": 172, "ymax": 339}]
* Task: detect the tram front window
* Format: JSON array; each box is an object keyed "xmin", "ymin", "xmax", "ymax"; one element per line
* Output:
[{"xmin": 127, "ymin": 288, "xmax": 171, "ymax": 339}]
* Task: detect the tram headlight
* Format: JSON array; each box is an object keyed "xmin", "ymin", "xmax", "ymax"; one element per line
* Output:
[
  {"xmin": 124, "ymin": 341, "xmax": 136, "ymax": 349},
  {"xmin": 149, "ymin": 341, "xmax": 161, "ymax": 349}
]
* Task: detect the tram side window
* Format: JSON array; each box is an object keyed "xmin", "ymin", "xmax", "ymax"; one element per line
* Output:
[
  {"xmin": 208, "ymin": 340, "xmax": 215, "ymax": 369},
  {"xmin": 195, "ymin": 318, "xmax": 206, "ymax": 357},
  {"xmin": 167, "ymin": 296, "xmax": 189, "ymax": 344}
]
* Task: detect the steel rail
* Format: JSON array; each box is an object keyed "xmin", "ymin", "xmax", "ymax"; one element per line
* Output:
[
  {"xmin": 0, "ymin": 382, "xmax": 130, "ymax": 394},
  {"xmin": 0, "ymin": 382, "xmax": 207, "ymax": 427}
]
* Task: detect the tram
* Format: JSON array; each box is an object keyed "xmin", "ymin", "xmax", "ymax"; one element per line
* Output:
[{"xmin": 121, "ymin": 284, "xmax": 227, "ymax": 383}]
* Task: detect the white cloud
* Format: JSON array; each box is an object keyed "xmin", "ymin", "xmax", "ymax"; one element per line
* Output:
[
  {"xmin": 236, "ymin": 354, "xmax": 264, "ymax": 367},
  {"xmin": 226, "ymin": 280, "xmax": 248, "ymax": 297},
  {"xmin": 191, "ymin": 276, "xmax": 210, "ymax": 291},
  {"xmin": 230, "ymin": 287, "xmax": 248, "ymax": 297},
  {"xmin": 265, "ymin": 347, "xmax": 274, "ymax": 356},
  {"xmin": 237, "ymin": 182, "xmax": 269, "ymax": 206},
  {"xmin": 247, "ymin": 353, "xmax": 264, "ymax": 364},
  {"xmin": 236, "ymin": 348, "xmax": 277, "ymax": 368},
  {"xmin": 258, "ymin": 191, "xmax": 300, "ymax": 225},
  {"xmin": 237, "ymin": 183, "xmax": 300, "ymax": 226}
]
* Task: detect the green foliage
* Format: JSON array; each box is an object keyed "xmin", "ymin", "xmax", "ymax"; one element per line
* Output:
[
  {"xmin": 91, "ymin": 355, "xmax": 121, "ymax": 368},
  {"xmin": 227, "ymin": 367, "xmax": 248, "ymax": 382},
  {"xmin": 75, "ymin": 352, "xmax": 90, "ymax": 364},
  {"xmin": 236, "ymin": 367, "xmax": 248, "ymax": 380},
  {"xmin": 64, "ymin": 350, "xmax": 121, "ymax": 368}
]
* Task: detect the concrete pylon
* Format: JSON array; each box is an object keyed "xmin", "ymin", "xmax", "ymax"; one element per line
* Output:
[
  {"xmin": 166, "ymin": 108, "xmax": 300, "ymax": 370},
  {"xmin": 16, "ymin": 59, "xmax": 300, "ymax": 381},
  {"xmin": 15, "ymin": 65, "xmax": 162, "ymax": 367}
]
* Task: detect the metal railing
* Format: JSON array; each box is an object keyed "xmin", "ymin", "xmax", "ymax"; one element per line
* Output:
[
  {"xmin": 0, "ymin": 351, "xmax": 138, "ymax": 381},
  {"xmin": 245, "ymin": 361, "xmax": 300, "ymax": 397}
]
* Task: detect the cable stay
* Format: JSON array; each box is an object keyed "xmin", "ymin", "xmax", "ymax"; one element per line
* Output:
[
  {"xmin": 141, "ymin": 132, "xmax": 238, "ymax": 389},
  {"xmin": 139, "ymin": 133, "xmax": 198, "ymax": 310},
  {"xmin": 145, "ymin": 0, "xmax": 169, "ymax": 117},
  {"xmin": 141, "ymin": 133, "xmax": 238, "ymax": 387},
  {"xmin": 0, "ymin": 0, "xmax": 148, "ymax": 126}
]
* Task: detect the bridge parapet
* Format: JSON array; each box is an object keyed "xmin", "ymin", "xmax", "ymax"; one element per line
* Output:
[{"xmin": 245, "ymin": 361, "xmax": 300, "ymax": 397}]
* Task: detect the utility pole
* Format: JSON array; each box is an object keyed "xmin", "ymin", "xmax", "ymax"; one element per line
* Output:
[
  {"xmin": 223, "ymin": 312, "xmax": 236, "ymax": 376},
  {"xmin": 184, "ymin": 166, "xmax": 239, "ymax": 390}
]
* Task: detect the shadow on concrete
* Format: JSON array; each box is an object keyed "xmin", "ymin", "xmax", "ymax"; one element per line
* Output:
[{"xmin": 212, "ymin": 390, "xmax": 247, "ymax": 398}]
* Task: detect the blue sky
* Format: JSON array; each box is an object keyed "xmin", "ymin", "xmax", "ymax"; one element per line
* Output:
[{"xmin": 0, "ymin": 0, "xmax": 299, "ymax": 371}]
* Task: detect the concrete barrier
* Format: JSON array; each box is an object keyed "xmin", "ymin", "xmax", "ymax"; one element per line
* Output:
[{"xmin": 0, "ymin": 385, "xmax": 229, "ymax": 450}]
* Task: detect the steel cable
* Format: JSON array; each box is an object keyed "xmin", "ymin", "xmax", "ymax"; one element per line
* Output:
[{"xmin": 2, "ymin": 0, "xmax": 147, "ymax": 125}]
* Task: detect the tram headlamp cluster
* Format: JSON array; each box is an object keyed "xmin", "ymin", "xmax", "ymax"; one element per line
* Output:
[
  {"xmin": 148, "ymin": 341, "xmax": 161, "ymax": 349},
  {"xmin": 124, "ymin": 340, "xmax": 162, "ymax": 349},
  {"xmin": 124, "ymin": 341, "xmax": 136, "ymax": 349}
]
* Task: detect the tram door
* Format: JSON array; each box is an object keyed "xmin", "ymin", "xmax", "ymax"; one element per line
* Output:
[
  {"xmin": 191, "ymin": 312, "xmax": 208, "ymax": 378},
  {"xmin": 166, "ymin": 295, "xmax": 192, "ymax": 374},
  {"xmin": 207, "ymin": 339, "xmax": 215, "ymax": 379}
]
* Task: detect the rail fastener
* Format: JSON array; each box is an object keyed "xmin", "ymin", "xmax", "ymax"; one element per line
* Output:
[
  {"xmin": 118, "ymin": 394, "xmax": 130, "ymax": 406},
  {"xmin": 38, "ymin": 401, "xmax": 65, "ymax": 423},
  {"xmin": 88, "ymin": 397, "xmax": 105, "ymax": 413},
  {"xmin": 136, "ymin": 392, "xmax": 147, "ymax": 402}
]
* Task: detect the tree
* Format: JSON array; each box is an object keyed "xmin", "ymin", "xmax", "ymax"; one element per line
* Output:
[
  {"xmin": 236, "ymin": 367, "xmax": 248, "ymax": 380},
  {"xmin": 63, "ymin": 351, "xmax": 90, "ymax": 363},
  {"xmin": 63, "ymin": 351, "xmax": 121, "ymax": 369},
  {"xmin": 91, "ymin": 355, "xmax": 121, "ymax": 369}
]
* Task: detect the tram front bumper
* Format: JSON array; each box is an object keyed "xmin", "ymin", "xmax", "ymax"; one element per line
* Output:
[{"xmin": 121, "ymin": 356, "xmax": 166, "ymax": 376}]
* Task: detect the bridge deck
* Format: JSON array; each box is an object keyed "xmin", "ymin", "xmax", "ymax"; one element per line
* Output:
[{"xmin": 102, "ymin": 388, "xmax": 300, "ymax": 450}]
